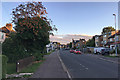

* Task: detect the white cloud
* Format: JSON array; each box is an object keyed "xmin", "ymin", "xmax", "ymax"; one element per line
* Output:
[{"xmin": 50, "ymin": 34, "xmax": 92, "ymax": 44}]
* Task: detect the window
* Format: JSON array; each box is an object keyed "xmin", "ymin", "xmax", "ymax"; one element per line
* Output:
[
  {"xmin": 116, "ymin": 36, "xmax": 119, "ymax": 41},
  {"xmin": 95, "ymin": 37, "xmax": 98, "ymax": 39},
  {"xmin": 104, "ymin": 35, "xmax": 106, "ymax": 37},
  {"xmin": 108, "ymin": 32, "xmax": 111, "ymax": 35},
  {"xmin": 110, "ymin": 38, "xmax": 113, "ymax": 42}
]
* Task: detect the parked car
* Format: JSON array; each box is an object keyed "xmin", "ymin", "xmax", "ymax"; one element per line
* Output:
[
  {"xmin": 94, "ymin": 47, "xmax": 110, "ymax": 55},
  {"xmin": 65, "ymin": 48, "xmax": 70, "ymax": 50},
  {"xmin": 74, "ymin": 49, "xmax": 82, "ymax": 54},
  {"xmin": 70, "ymin": 49, "xmax": 75, "ymax": 53}
]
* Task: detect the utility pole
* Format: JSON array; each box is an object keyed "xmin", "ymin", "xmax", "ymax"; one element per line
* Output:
[{"xmin": 113, "ymin": 14, "xmax": 117, "ymax": 56}]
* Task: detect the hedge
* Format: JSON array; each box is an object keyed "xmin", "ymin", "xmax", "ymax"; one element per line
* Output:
[{"xmin": 0, "ymin": 55, "xmax": 8, "ymax": 79}]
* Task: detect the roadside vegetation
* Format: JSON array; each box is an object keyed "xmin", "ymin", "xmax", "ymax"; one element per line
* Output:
[{"xmin": 2, "ymin": 2, "xmax": 57, "ymax": 79}]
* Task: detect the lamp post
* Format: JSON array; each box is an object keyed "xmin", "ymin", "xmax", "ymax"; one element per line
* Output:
[{"xmin": 113, "ymin": 14, "xmax": 117, "ymax": 56}]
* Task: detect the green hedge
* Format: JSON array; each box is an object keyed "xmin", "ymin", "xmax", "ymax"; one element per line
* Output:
[{"xmin": 0, "ymin": 55, "xmax": 8, "ymax": 79}]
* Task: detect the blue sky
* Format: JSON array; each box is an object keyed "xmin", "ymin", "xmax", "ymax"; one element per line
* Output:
[{"xmin": 1, "ymin": 2, "xmax": 118, "ymax": 36}]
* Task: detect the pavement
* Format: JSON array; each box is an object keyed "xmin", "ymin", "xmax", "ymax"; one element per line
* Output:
[{"xmin": 30, "ymin": 50, "xmax": 68, "ymax": 78}]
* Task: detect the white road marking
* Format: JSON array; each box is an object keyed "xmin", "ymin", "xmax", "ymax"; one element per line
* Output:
[
  {"xmin": 85, "ymin": 68, "xmax": 88, "ymax": 70},
  {"xmin": 79, "ymin": 64, "xmax": 88, "ymax": 70},
  {"xmin": 57, "ymin": 50, "xmax": 72, "ymax": 80},
  {"xmin": 99, "ymin": 58, "xmax": 118, "ymax": 64}
]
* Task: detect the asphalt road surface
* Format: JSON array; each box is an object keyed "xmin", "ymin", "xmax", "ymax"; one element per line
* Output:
[{"xmin": 59, "ymin": 50, "xmax": 118, "ymax": 78}]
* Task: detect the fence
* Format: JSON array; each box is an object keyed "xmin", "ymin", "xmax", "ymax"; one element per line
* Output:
[{"xmin": 16, "ymin": 56, "xmax": 35, "ymax": 72}]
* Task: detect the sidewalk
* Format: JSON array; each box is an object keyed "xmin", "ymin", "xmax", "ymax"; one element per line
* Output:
[{"xmin": 30, "ymin": 50, "xmax": 68, "ymax": 78}]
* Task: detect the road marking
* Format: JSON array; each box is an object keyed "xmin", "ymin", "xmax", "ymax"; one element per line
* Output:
[
  {"xmin": 79, "ymin": 64, "xmax": 88, "ymax": 70},
  {"xmin": 99, "ymin": 58, "xmax": 118, "ymax": 64},
  {"xmin": 57, "ymin": 50, "xmax": 72, "ymax": 80},
  {"xmin": 85, "ymin": 68, "xmax": 88, "ymax": 70}
]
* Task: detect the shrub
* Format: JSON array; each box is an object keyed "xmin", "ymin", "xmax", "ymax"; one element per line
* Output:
[
  {"xmin": 117, "ymin": 48, "xmax": 120, "ymax": 54},
  {"xmin": 0, "ymin": 55, "xmax": 8, "ymax": 79},
  {"xmin": 109, "ymin": 49, "xmax": 115, "ymax": 54},
  {"xmin": 33, "ymin": 52, "xmax": 44, "ymax": 61}
]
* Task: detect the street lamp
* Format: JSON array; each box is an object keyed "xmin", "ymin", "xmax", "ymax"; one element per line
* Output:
[{"xmin": 113, "ymin": 14, "xmax": 117, "ymax": 56}]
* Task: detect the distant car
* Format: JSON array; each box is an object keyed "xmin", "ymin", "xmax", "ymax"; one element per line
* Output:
[
  {"xmin": 70, "ymin": 49, "xmax": 75, "ymax": 53},
  {"xmin": 74, "ymin": 49, "xmax": 82, "ymax": 54},
  {"xmin": 65, "ymin": 48, "xmax": 70, "ymax": 50}
]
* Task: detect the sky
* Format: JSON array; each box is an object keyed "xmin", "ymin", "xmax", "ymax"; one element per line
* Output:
[{"xmin": 1, "ymin": 2, "xmax": 118, "ymax": 36}]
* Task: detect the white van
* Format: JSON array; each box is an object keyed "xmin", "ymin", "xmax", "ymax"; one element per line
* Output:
[{"xmin": 94, "ymin": 47, "xmax": 110, "ymax": 55}]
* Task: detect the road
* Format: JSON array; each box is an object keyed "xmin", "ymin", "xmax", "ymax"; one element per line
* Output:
[{"xmin": 59, "ymin": 50, "xmax": 118, "ymax": 78}]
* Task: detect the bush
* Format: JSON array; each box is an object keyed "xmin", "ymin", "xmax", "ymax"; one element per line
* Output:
[
  {"xmin": 0, "ymin": 55, "xmax": 8, "ymax": 79},
  {"xmin": 34, "ymin": 52, "xmax": 44, "ymax": 61},
  {"xmin": 2, "ymin": 33, "xmax": 31, "ymax": 63},
  {"xmin": 109, "ymin": 49, "xmax": 115, "ymax": 54},
  {"xmin": 117, "ymin": 48, "xmax": 120, "ymax": 54}
]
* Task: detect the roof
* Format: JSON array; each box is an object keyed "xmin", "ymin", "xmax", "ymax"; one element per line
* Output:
[
  {"xmin": 108, "ymin": 30, "xmax": 120, "ymax": 39},
  {"xmin": 0, "ymin": 24, "xmax": 15, "ymax": 33}
]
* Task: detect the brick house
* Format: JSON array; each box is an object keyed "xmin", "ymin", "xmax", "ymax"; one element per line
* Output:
[{"xmin": 72, "ymin": 38, "xmax": 86, "ymax": 50}]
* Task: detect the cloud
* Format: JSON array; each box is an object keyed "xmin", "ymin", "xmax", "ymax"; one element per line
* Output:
[{"xmin": 50, "ymin": 34, "xmax": 92, "ymax": 44}]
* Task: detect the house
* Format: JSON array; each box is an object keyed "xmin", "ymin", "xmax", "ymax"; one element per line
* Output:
[
  {"xmin": 95, "ymin": 35, "xmax": 103, "ymax": 47},
  {"xmin": 0, "ymin": 32, "xmax": 6, "ymax": 43},
  {"xmin": 46, "ymin": 42, "xmax": 60, "ymax": 53},
  {"xmin": 0, "ymin": 23, "xmax": 15, "ymax": 38},
  {"xmin": 72, "ymin": 38, "xmax": 86, "ymax": 50},
  {"xmin": 108, "ymin": 30, "xmax": 120, "ymax": 49},
  {"xmin": 103, "ymin": 30, "xmax": 119, "ymax": 48}
]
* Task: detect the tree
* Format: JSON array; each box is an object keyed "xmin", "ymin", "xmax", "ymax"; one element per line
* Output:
[
  {"xmin": 2, "ymin": 32, "xmax": 29, "ymax": 63},
  {"xmin": 69, "ymin": 42, "xmax": 72, "ymax": 48},
  {"xmin": 3, "ymin": 2, "xmax": 57, "ymax": 62},
  {"xmin": 86, "ymin": 36, "xmax": 95, "ymax": 47},
  {"xmin": 102, "ymin": 26, "xmax": 115, "ymax": 34},
  {"xmin": 11, "ymin": 2, "xmax": 57, "ymax": 53}
]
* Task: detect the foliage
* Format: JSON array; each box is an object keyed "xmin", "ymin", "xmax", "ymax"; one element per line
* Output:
[
  {"xmin": 12, "ymin": 2, "xmax": 47, "ymax": 23},
  {"xmin": 20, "ymin": 60, "xmax": 44, "ymax": 73},
  {"xmin": 0, "ymin": 55, "xmax": 8, "ymax": 79},
  {"xmin": 2, "ymin": 33, "xmax": 30, "ymax": 63},
  {"xmin": 117, "ymin": 48, "xmax": 120, "ymax": 54},
  {"xmin": 7, "ymin": 63, "xmax": 16, "ymax": 74},
  {"xmin": 86, "ymin": 36, "xmax": 95, "ymax": 47},
  {"xmin": 109, "ymin": 49, "xmax": 115, "ymax": 54},
  {"xmin": 3, "ymin": 2, "xmax": 57, "ymax": 63},
  {"xmin": 69, "ymin": 42, "xmax": 72, "ymax": 48},
  {"xmin": 12, "ymin": 2, "xmax": 57, "ymax": 53},
  {"xmin": 102, "ymin": 26, "xmax": 115, "ymax": 34}
]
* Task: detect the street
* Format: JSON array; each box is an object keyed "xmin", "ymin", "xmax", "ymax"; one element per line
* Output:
[{"xmin": 59, "ymin": 50, "xmax": 118, "ymax": 78}]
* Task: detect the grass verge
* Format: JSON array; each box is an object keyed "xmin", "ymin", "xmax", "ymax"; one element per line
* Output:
[
  {"xmin": 20, "ymin": 59, "xmax": 45, "ymax": 73},
  {"xmin": 7, "ymin": 63, "xmax": 16, "ymax": 74},
  {"xmin": 7, "ymin": 58, "xmax": 45, "ymax": 74},
  {"xmin": 44, "ymin": 50, "xmax": 55, "ymax": 55}
]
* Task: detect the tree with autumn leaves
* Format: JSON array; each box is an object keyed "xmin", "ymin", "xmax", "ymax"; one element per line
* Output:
[{"xmin": 2, "ymin": 2, "xmax": 57, "ymax": 62}]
